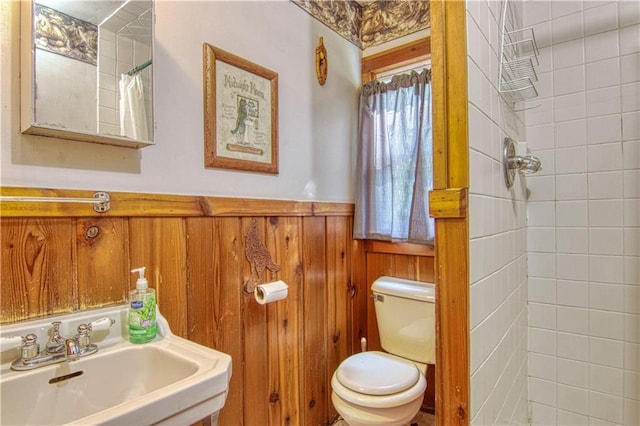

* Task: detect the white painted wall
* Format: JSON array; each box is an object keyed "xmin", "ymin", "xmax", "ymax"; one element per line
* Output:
[
  {"xmin": 467, "ymin": 1, "xmax": 529, "ymax": 424},
  {"xmin": 0, "ymin": 1, "xmax": 360, "ymax": 202},
  {"xmin": 525, "ymin": 1, "xmax": 640, "ymax": 424}
]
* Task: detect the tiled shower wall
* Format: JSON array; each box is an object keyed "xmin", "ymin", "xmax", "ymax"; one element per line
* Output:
[
  {"xmin": 97, "ymin": 29, "xmax": 152, "ymax": 136},
  {"xmin": 524, "ymin": 1, "xmax": 640, "ymax": 424},
  {"xmin": 97, "ymin": 28, "xmax": 119, "ymax": 135},
  {"xmin": 467, "ymin": 1, "xmax": 529, "ymax": 424}
]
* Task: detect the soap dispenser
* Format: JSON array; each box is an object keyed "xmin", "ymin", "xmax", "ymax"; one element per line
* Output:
[{"xmin": 128, "ymin": 266, "xmax": 157, "ymax": 344}]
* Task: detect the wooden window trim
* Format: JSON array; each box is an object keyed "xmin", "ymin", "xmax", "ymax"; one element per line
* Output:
[
  {"xmin": 363, "ymin": 240, "xmax": 434, "ymax": 257},
  {"xmin": 361, "ymin": 38, "xmax": 431, "ymax": 84}
]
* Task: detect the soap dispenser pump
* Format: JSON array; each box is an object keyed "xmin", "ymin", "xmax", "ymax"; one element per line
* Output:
[{"xmin": 128, "ymin": 266, "xmax": 157, "ymax": 344}]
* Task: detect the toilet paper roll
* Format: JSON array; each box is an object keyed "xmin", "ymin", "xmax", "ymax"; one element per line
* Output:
[{"xmin": 254, "ymin": 280, "xmax": 288, "ymax": 305}]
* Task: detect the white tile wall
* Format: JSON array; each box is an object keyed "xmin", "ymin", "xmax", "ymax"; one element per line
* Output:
[
  {"xmin": 97, "ymin": 28, "xmax": 153, "ymax": 137},
  {"xmin": 97, "ymin": 29, "xmax": 119, "ymax": 134},
  {"xmin": 467, "ymin": 1, "xmax": 529, "ymax": 424},
  {"xmin": 525, "ymin": 1, "xmax": 640, "ymax": 425},
  {"xmin": 555, "ymin": 118, "xmax": 586, "ymax": 147}
]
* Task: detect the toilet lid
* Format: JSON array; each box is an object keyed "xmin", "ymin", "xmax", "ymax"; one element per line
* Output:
[{"xmin": 336, "ymin": 351, "xmax": 420, "ymax": 396}]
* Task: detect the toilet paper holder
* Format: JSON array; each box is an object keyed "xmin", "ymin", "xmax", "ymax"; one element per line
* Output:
[{"xmin": 254, "ymin": 280, "xmax": 288, "ymax": 305}]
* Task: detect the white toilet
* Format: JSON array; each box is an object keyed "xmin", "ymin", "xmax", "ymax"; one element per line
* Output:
[{"xmin": 331, "ymin": 276, "xmax": 435, "ymax": 426}]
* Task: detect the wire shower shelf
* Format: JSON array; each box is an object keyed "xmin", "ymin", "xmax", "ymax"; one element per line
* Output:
[{"xmin": 499, "ymin": 1, "xmax": 540, "ymax": 104}]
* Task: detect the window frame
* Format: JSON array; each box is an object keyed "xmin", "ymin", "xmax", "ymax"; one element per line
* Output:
[
  {"xmin": 361, "ymin": 38, "xmax": 431, "ymax": 84},
  {"xmin": 359, "ymin": 36, "xmax": 434, "ymax": 256}
]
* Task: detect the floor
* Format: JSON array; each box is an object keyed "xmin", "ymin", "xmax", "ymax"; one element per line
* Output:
[
  {"xmin": 332, "ymin": 410, "xmax": 435, "ymax": 426},
  {"xmin": 411, "ymin": 411, "xmax": 436, "ymax": 426}
]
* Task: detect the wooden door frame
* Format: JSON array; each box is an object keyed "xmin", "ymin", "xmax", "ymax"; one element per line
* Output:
[
  {"xmin": 430, "ymin": 0, "xmax": 469, "ymax": 424},
  {"xmin": 358, "ymin": 2, "xmax": 469, "ymax": 423}
]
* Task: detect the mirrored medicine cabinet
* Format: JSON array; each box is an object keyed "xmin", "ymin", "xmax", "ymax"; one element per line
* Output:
[{"xmin": 20, "ymin": 0, "xmax": 154, "ymax": 148}]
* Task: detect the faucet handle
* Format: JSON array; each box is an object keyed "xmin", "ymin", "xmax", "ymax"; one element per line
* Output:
[
  {"xmin": 87, "ymin": 317, "xmax": 115, "ymax": 332},
  {"xmin": 21, "ymin": 333, "xmax": 40, "ymax": 361},
  {"xmin": 74, "ymin": 318, "xmax": 114, "ymax": 351},
  {"xmin": 75, "ymin": 324, "xmax": 91, "ymax": 350}
]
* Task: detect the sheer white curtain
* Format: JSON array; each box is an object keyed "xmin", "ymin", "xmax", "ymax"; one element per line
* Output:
[
  {"xmin": 354, "ymin": 70, "xmax": 434, "ymax": 244},
  {"xmin": 119, "ymin": 73, "xmax": 149, "ymax": 140}
]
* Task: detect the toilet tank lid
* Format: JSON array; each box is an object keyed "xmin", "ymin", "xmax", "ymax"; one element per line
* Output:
[{"xmin": 372, "ymin": 276, "xmax": 435, "ymax": 302}]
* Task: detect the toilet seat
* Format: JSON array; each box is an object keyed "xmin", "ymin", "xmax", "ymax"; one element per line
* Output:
[
  {"xmin": 337, "ymin": 351, "xmax": 420, "ymax": 395},
  {"xmin": 332, "ymin": 351, "xmax": 426, "ymax": 409}
]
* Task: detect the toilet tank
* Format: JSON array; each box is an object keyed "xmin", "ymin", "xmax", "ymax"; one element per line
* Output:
[{"xmin": 372, "ymin": 276, "xmax": 435, "ymax": 364}]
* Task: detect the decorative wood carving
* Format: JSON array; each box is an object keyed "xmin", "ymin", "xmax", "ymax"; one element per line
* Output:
[{"xmin": 243, "ymin": 218, "xmax": 280, "ymax": 293}]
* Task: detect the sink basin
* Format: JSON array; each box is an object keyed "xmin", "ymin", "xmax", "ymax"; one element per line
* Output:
[{"xmin": 0, "ymin": 305, "xmax": 232, "ymax": 425}]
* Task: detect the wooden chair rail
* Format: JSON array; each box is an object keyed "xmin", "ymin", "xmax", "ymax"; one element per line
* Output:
[{"xmin": 0, "ymin": 187, "xmax": 354, "ymax": 218}]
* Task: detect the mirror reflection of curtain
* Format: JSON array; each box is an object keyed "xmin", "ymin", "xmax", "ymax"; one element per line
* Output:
[
  {"xmin": 354, "ymin": 70, "xmax": 434, "ymax": 244},
  {"xmin": 119, "ymin": 73, "xmax": 149, "ymax": 140}
]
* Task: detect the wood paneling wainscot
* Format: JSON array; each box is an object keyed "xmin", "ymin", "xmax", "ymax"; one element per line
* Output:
[
  {"xmin": 0, "ymin": 187, "xmax": 436, "ymax": 425},
  {"xmin": 0, "ymin": 188, "xmax": 363, "ymax": 426}
]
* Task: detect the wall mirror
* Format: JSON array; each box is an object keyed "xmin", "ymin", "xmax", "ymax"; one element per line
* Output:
[{"xmin": 21, "ymin": 0, "xmax": 154, "ymax": 148}]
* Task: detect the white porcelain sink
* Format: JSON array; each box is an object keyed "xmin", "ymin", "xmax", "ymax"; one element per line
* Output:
[{"xmin": 0, "ymin": 305, "xmax": 232, "ymax": 425}]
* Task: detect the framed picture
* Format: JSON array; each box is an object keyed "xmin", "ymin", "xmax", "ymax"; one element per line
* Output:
[{"xmin": 203, "ymin": 43, "xmax": 278, "ymax": 174}]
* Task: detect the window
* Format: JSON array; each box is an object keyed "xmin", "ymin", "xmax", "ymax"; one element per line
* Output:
[{"xmin": 354, "ymin": 38, "xmax": 434, "ymax": 244}]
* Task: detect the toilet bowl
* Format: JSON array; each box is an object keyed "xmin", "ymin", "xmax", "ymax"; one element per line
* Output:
[
  {"xmin": 331, "ymin": 351, "xmax": 426, "ymax": 426},
  {"xmin": 330, "ymin": 276, "xmax": 435, "ymax": 426}
]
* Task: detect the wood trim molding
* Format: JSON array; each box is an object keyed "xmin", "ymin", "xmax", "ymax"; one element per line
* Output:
[
  {"xmin": 361, "ymin": 38, "xmax": 431, "ymax": 84},
  {"xmin": 0, "ymin": 187, "xmax": 354, "ymax": 218},
  {"xmin": 363, "ymin": 240, "xmax": 434, "ymax": 257},
  {"xmin": 429, "ymin": 188, "xmax": 467, "ymax": 219},
  {"xmin": 431, "ymin": 0, "xmax": 470, "ymax": 425}
]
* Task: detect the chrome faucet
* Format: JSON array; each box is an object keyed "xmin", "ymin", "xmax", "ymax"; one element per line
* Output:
[
  {"xmin": 45, "ymin": 321, "xmax": 65, "ymax": 354},
  {"xmin": 65, "ymin": 338, "xmax": 80, "ymax": 361},
  {"xmin": 8, "ymin": 318, "xmax": 115, "ymax": 371}
]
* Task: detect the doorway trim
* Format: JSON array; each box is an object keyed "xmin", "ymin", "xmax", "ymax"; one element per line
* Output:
[{"xmin": 430, "ymin": 1, "xmax": 469, "ymax": 424}]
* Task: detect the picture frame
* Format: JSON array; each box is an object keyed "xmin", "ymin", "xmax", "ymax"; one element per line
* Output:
[{"xmin": 203, "ymin": 43, "xmax": 278, "ymax": 174}]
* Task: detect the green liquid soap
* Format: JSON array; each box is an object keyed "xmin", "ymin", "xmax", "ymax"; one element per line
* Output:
[{"xmin": 128, "ymin": 267, "xmax": 157, "ymax": 344}]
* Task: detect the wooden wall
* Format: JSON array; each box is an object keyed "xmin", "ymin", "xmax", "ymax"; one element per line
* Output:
[
  {"xmin": 0, "ymin": 187, "xmax": 435, "ymax": 426},
  {"xmin": 353, "ymin": 240, "xmax": 436, "ymax": 412}
]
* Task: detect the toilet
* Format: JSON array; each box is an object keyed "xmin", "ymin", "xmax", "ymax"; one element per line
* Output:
[{"xmin": 331, "ymin": 276, "xmax": 435, "ymax": 426}]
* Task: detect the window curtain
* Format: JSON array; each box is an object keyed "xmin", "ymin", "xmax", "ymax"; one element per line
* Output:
[{"xmin": 354, "ymin": 69, "xmax": 434, "ymax": 244}]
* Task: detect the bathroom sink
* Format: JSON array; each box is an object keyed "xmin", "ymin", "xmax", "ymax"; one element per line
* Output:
[{"xmin": 0, "ymin": 305, "xmax": 232, "ymax": 425}]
